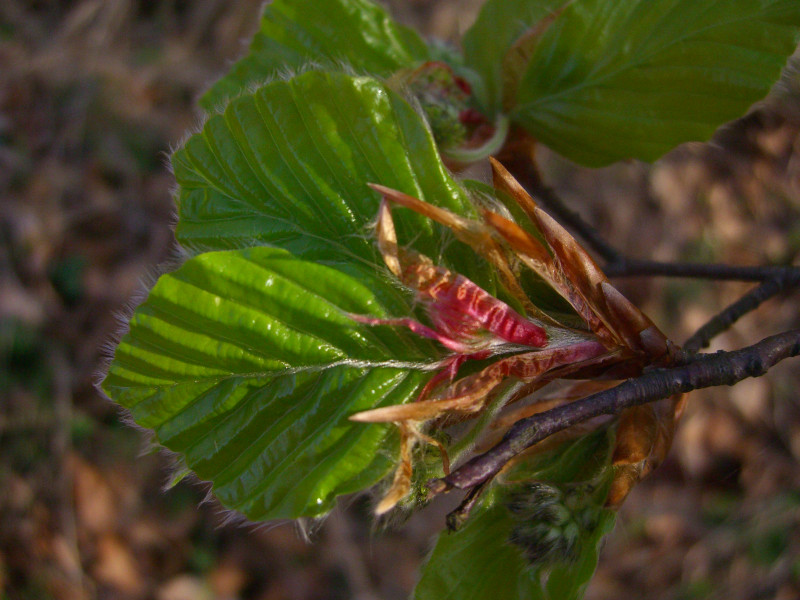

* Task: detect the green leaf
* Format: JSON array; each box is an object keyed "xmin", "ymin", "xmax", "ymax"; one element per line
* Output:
[
  {"xmin": 414, "ymin": 428, "xmax": 616, "ymax": 600},
  {"xmin": 415, "ymin": 501, "xmax": 615, "ymax": 600},
  {"xmin": 103, "ymin": 246, "xmax": 439, "ymax": 520},
  {"xmin": 174, "ymin": 70, "xmax": 493, "ymax": 289},
  {"xmin": 200, "ymin": 0, "xmax": 429, "ymax": 110},
  {"xmin": 462, "ymin": 0, "xmax": 565, "ymax": 115},
  {"xmin": 512, "ymin": 0, "xmax": 800, "ymax": 166},
  {"xmin": 542, "ymin": 510, "xmax": 616, "ymax": 600},
  {"xmin": 415, "ymin": 501, "xmax": 539, "ymax": 600}
]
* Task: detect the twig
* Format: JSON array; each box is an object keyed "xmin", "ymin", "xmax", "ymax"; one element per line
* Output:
[
  {"xmin": 429, "ymin": 330, "xmax": 800, "ymax": 495},
  {"xmin": 503, "ymin": 157, "xmax": 799, "ymax": 284},
  {"xmin": 604, "ymin": 259, "xmax": 799, "ymax": 282},
  {"xmin": 684, "ymin": 272, "xmax": 800, "ymax": 353}
]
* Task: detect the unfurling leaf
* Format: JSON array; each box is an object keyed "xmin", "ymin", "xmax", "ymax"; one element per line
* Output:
[
  {"xmin": 350, "ymin": 160, "xmax": 683, "ymax": 514},
  {"xmin": 102, "ymin": 246, "xmax": 439, "ymax": 520}
]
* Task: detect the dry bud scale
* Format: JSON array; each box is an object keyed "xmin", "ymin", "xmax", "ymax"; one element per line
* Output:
[{"xmin": 350, "ymin": 159, "xmax": 686, "ymax": 515}]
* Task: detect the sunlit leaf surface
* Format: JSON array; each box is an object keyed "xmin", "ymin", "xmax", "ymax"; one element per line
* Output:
[
  {"xmin": 200, "ymin": 0, "xmax": 429, "ymax": 110},
  {"xmin": 511, "ymin": 0, "xmax": 800, "ymax": 165},
  {"xmin": 175, "ymin": 71, "xmax": 493, "ymax": 289},
  {"xmin": 103, "ymin": 247, "xmax": 440, "ymax": 520}
]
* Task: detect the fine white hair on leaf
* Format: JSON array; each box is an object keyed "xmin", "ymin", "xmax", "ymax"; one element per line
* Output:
[
  {"xmin": 94, "ymin": 257, "xmax": 158, "ymax": 393},
  {"xmin": 201, "ymin": 56, "xmax": 383, "ymax": 117},
  {"xmin": 471, "ymin": 187, "xmax": 516, "ymax": 222}
]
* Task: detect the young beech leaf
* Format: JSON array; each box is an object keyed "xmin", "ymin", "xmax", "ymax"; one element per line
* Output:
[
  {"xmin": 510, "ymin": 0, "xmax": 800, "ymax": 166},
  {"xmin": 173, "ymin": 71, "xmax": 495, "ymax": 292},
  {"xmin": 102, "ymin": 246, "xmax": 444, "ymax": 520},
  {"xmin": 200, "ymin": 0, "xmax": 430, "ymax": 111}
]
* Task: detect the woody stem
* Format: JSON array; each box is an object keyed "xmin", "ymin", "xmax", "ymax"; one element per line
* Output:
[
  {"xmin": 429, "ymin": 330, "xmax": 800, "ymax": 495},
  {"xmin": 504, "ymin": 157, "xmax": 799, "ymax": 283},
  {"xmin": 684, "ymin": 272, "xmax": 800, "ymax": 353}
]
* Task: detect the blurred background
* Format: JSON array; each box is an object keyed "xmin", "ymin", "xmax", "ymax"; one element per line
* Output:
[{"xmin": 1, "ymin": 1, "xmax": 800, "ymax": 599}]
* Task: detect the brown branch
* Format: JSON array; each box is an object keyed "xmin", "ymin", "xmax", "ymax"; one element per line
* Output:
[
  {"xmin": 684, "ymin": 272, "xmax": 800, "ymax": 353},
  {"xmin": 429, "ymin": 330, "xmax": 800, "ymax": 495},
  {"xmin": 604, "ymin": 259, "xmax": 798, "ymax": 282},
  {"xmin": 503, "ymin": 157, "xmax": 799, "ymax": 284}
]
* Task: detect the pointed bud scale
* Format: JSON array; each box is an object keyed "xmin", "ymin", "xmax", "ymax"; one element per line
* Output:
[
  {"xmin": 606, "ymin": 393, "xmax": 686, "ymax": 508},
  {"xmin": 350, "ymin": 164, "xmax": 680, "ymax": 514},
  {"xmin": 375, "ymin": 198, "xmax": 402, "ymax": 278},
  {"xmin": 489, "ymin": 157, "xmax": 541, "ymax": 224},
  {"xmin": 367, "ymin": 182, "xmax": 537, "ymax": 314},
  {"xmin": 599, "ymin": 282, "xmax": 667, "ymax": 358}
]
